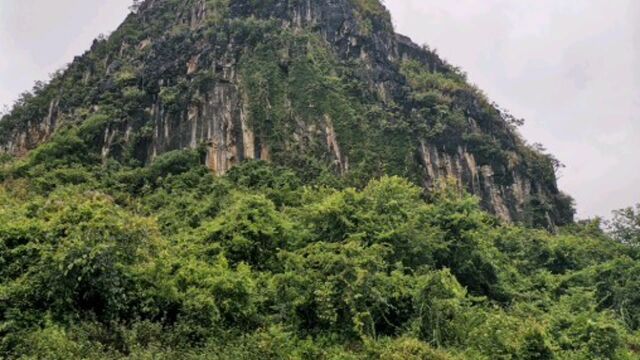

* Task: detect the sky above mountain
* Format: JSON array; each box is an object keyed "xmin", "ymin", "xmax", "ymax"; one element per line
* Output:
[{"xmin": 1, "ymin": 0, "xmax": 638, "ymax": 219}]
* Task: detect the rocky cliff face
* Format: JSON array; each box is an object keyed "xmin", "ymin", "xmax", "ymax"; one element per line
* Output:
[{"xmin": 0, "ymin": 0, "xmax": 574, "ymax": 228}]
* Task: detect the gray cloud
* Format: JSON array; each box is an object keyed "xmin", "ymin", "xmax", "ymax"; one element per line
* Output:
[
  {"xmin": 0, "ymin": 0, "xmax": 131, "ymax": 105},
  {"xmin": 1, "ymin": 0, "xmax": 638, "ymax": 218}
]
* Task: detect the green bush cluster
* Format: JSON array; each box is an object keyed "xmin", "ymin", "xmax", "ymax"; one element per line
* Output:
[
  {"xmin": 0, "ymin": 150, "xmax": 638, "ymax": 359},
  {"xmin": 0, "ymin": 1, "xmax": 623, "ymax": 357}
]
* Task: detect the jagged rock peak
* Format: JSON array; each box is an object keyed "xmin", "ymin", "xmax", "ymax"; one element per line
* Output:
[{"xmin": 0, "ymin": 0, "xmax": 575, "ymax": 228}]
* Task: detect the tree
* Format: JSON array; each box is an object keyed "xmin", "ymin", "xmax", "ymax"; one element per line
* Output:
[
  {"xmin": 608, "ymin": 204, "xmax": 640, "ymax": 246},
  {"xmin": 0, "ymin": 104, "xmax": 9, "ymax": 118},
  {"xmin": 130, "ymin": 0, "xmax": 143, "ymax": 13},
  {"xmin": 197, "ymin": 193, "xmax": 292, "ymax": 270},
  {"xmin": 268, "ymin": 240, "xmax": 414, "ymax": 339}
]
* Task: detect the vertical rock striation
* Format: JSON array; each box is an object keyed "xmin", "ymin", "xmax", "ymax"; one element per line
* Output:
[{"xmin": 0, "ymin": 0, "xmax": 574, "ymax": 227}]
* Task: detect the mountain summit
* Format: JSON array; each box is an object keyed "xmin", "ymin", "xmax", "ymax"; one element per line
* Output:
[
  {"xmin": 4, "ymin": 2, "xmax": 640, "ymax": 359},
  {"xmin": 0, "ymin": 0, "xmax": 573, "ymax": 227}
]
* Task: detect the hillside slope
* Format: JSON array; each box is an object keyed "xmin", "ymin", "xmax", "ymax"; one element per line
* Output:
[
  {"xmin": 1, "ymin": 2, "xmax": 639, "ymax": 359},
  {"xmin": 0, "ymin": 0, "xmax": 573, "ymax": 228}
]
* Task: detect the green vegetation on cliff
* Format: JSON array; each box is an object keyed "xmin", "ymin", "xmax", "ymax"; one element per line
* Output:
[
  {"xmin": 0, "ymin": 0, "xmax": 632, "ymax": 358},
  {"xmin": 0, "ymin": 0, "xmax": 575, "ymax": 229}
]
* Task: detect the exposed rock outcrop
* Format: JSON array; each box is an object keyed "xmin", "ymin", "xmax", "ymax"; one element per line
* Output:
[{"xmin": 0, "ymin": 0, "xmax": 573, "ymax": 227}]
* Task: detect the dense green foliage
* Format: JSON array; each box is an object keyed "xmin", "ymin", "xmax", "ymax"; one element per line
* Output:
[
  {"xmin": 0, "ymin": 0, "xmax": 628, "ymax": 358},
  {"xmin": 608, "ymin": 204, "xmax": 640, "ymax": 246},
  {"xmin": 0, "ymin": 142, "xmax": 638, "ymax": 359}
]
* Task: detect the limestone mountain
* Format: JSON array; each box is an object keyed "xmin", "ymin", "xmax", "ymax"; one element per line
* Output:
[{"xmin": 0, "ymin": 0, "xmax": 574, "ymax": 227}]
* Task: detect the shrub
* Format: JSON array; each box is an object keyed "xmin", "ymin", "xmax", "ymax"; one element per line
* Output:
[{"xmin": 196, "ymin": 193, "xmax": 292, "ymax": 270}]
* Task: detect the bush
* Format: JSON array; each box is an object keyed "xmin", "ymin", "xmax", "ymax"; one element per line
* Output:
[
  {"xmin": 225, "ymin": 160, "xmax": 302, "ymax": 206},
  {"xmin": 197, "ymin": 193, "xmax": 292, "ymax": 270},
  {"xmin": 27, "ymin": 131, "xmax": 96, "ymax": 169},
  {"xmin": 412, "ymin": 269, "xmax": 474, "ymax": 347},
  {"xmin": 166, "ymin": 255, "xmax": 259, "ymax": 341},
  {"xmin": 371, "ymin": 337, "xmax": 455, "ymax": 360},
  {"xmin": 269, "ymin": 240, "xmax": 413, "ymax": 339},
  {"xmin": 1, "ymin": 190, "xmax": 164, "ymax": 328}
]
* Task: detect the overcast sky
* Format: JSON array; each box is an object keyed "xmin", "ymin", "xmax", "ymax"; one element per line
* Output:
[{"xmin": 0, "ymin": 0, "xmax": 638, "ymax": 219}]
